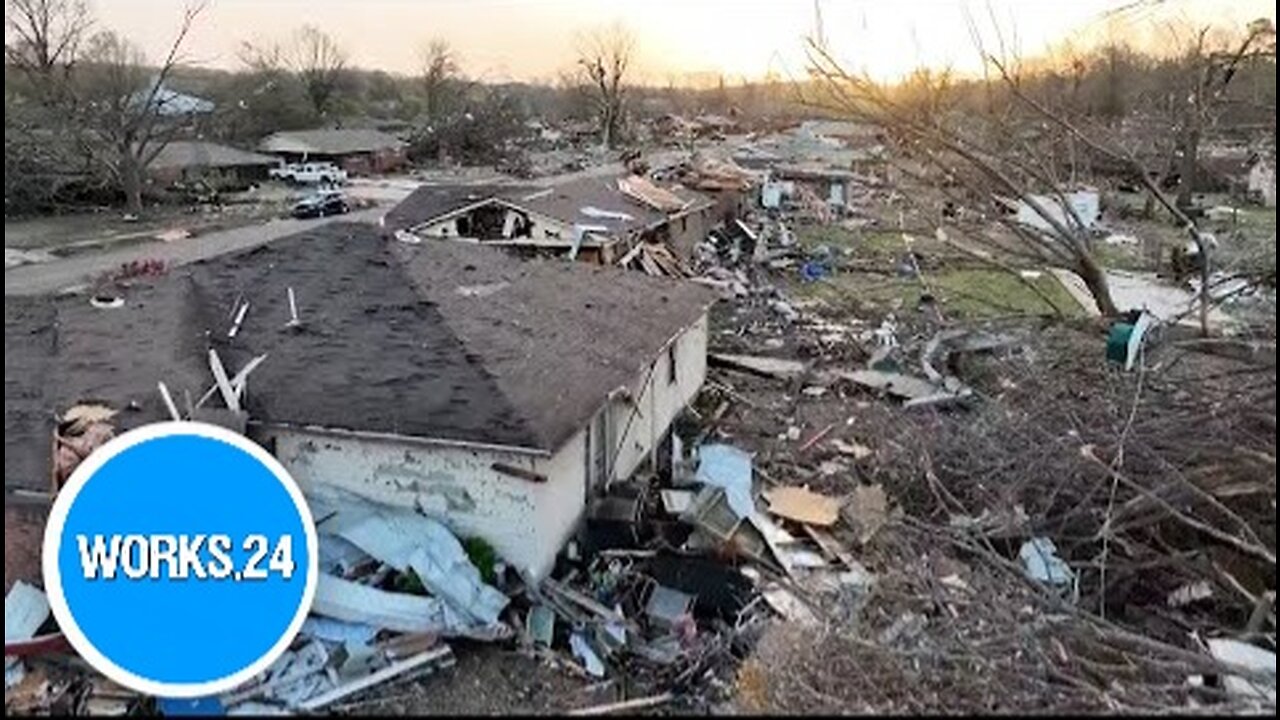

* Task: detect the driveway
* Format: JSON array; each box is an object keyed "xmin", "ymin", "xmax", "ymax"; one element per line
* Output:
[{"xmin": 4, "ymin": 207, "xmax": 384, "ymax": 296}]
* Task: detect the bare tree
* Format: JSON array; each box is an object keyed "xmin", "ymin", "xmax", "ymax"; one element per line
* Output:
[
  {"xmin": 4, "ymin": 0, "xmax": 91, "ymax": 84},
  {"xmin": 1170, "ymin": 19, "xmax": 1275, "ymax": 209},
  {"xmin": 418, "ymin": 38, "xmax": 460, "ymax": 122},
  {"xmin": 805, "ymin": 43, "xmax": 1122, "ymax": 316},
  {"xmin": 72, "ymin": 3, "xmax": 206, "ymax": 214},
  {"xmin": 288, "ymin": 25, "xmax": 347, "ymax": 118},
  {"xmin": 574, "ymin": 23, "xmax": 634, "ymax": 149}
]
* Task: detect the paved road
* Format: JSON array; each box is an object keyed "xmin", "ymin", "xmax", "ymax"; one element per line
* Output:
[
  {"xmin": 4, "ymin": 207, "xmax": 385, "ymax": 296},
  {"xmin": 3, "ymin": 145, "xmax": 727, "ymax": 297}
]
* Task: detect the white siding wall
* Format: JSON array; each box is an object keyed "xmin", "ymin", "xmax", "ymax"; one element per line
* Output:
[
  {"xmin": 261, "ymin": 428, "xmax": 585, "ymax": 581},
  {"xmin": 257, "ymin": 310, "xmax": 709, "ymax": 580},
  {"xmin": 609, "ymin": 314, "xmax": 708, "ymax": 482}
]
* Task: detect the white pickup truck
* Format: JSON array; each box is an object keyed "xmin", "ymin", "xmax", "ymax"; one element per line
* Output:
[{"xmin": 268, "ymin": 162, "xmax": 348, "ymax": 185}]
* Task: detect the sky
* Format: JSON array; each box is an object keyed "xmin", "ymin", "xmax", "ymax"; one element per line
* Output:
[{"xmin": 89, "ymin": 0, "xmax": 1277, "ymax": 84}]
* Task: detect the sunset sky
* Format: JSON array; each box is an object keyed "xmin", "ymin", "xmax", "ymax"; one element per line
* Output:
[{"xmin": 90, "ymin": 0, "xmax": 1277, "ymax": 83}]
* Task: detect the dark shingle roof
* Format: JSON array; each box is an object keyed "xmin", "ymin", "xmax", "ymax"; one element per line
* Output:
[
  {"xmin": 149, "ymin": 141, "xmax": 278, "ymax": 171},
  {"xmin": 259, "ymin": 128, "xmax": 404, "ymax": 156},
  {"xmin": 5, "ymin": 223, "xmax": 716, "ymax": 490},
  {"xmin": 395, "ymin": 238, "xmax": 717, "ymax": 449}
]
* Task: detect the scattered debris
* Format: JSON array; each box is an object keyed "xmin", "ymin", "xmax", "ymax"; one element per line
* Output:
[
  {"xmin": 842, "ymin": 485, "xmax": 889, "ymax": 545},
  {"xmin": 1168, "ymin": 580, "xmax": 1214, "ymax": 608},
  {"xmin": 154, "ymin": 227, "xmax": 192, "ymax": 243},
  {"xmin": 1019, "ymin": 537, "xmax": 1074, "ymax": 588},
  {"xmin": 567, "ymin": 692, "xmax": 675, "ymax": 716},
  {"xmin": 708, "ymin": 353, "xmax": 809, "ymax": 380},
  {"xmin": 1204, "ymin": 639, "xmax": 1276, "ymax": 704},
  {"xmin": 764, "ymin": 486, "xmax": 842, "ymax": 527},
  {"xmin": 4, "ymin": 582, "xmax": 50, "ymax": 685}
]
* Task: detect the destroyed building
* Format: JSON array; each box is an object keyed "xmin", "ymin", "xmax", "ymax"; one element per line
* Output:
[
  {"xmin": 734, "ymin": 122, "xmax": 886, "ymax": 214},
  {"xmin": 4, "ymin": 223, "xmax": 717, "ymax": 581},
  {"xmin": 381, "ymin": 174, "xmax": 715, "ymax": 263}
]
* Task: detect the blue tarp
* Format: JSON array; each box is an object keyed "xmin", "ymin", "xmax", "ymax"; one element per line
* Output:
[{"xmin": 695, "ymin": 444, "xmax": 755, "ymax": 519}]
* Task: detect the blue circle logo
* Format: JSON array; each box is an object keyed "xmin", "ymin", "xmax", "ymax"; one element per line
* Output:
[{"xmin": 42, "ymin": 422, "xmax": 318, "ymax": 698}]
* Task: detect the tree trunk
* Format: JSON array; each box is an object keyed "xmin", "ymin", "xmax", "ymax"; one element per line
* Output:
[
  {"xmin": 1176, "ymin": 124, "xmax": 1200, "ymax": 209},
  {"xmin": 602, "ymin": 106, "xmax": 614, "ymax": 150},
  {"xmin": 121, "ymin": 153, "xmax": 144, "ymax": 215},
  {"xmin": 1077, "ymin": 253, "xmax": 1118, "ymax": 317}
]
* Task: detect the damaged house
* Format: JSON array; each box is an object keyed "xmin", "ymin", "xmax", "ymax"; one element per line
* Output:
[
  {"xmin": 5, "ymin": 223, "xmax": 717, "ymax": 581},
  {"xmin": 381, "ymin": 174, "xmax": 715, "ymax": 264}
]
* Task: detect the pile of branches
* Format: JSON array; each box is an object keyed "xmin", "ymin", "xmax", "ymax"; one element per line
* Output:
[{"xmin": 733, "ymin": 321, "xmax": 1274, "ymax": 713}]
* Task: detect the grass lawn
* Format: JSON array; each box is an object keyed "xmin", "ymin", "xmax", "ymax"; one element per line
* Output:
[{"xmin": 795, "ymin": 267, "xmax": 1085, "ymax": 319}]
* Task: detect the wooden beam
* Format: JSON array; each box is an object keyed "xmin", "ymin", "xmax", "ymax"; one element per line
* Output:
[
  {"xmin": 296, "ymin": 647, "xmax": 452, "ymax": 712},
  {"xmin": 207, "ymin": 349, "xmax": 239, "ymax": 412},
  {"xmin": 567, "ymin": 693, "xmax": 675, "ymax": 716},
  {"xmin": 491, "ymin": 462, "xmax": 547, "ymax": 484},
  {"xmin": 157, "ymin": 381, "xmax": 182, "ymax": 421}
]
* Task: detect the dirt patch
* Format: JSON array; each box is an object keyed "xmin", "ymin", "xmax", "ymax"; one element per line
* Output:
[{"xmin": 348, "ymin": 644, "xmax": 612, "ymax": 716}]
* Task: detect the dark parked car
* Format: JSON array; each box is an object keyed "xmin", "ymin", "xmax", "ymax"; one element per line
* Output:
[{"xmin": 291, "ymin": 190, "xmax": 350, "ymax": 219}]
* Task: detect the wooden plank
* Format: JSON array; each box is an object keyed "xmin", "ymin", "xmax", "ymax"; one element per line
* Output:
[
  {"xmin": 229, "ymin": 354, "xmax": 269, "ymax": 398},
  {"xmin": 491, "ymin": 462, "xmax": 548, "ymax": 484},
  {"xmin": 616, "ymin": 242, "xmax": 645, "ymax": 267},
  {"xmin": 156, "ymin": 381, "xmax": 182, "ymax": 421},
  {"xmin": 567, "ymin": 692, "xmax": 675, "ymax": 716},
  {"xmin": 803, "ymin": 525, "xmax": 860, "ymax": 570},
  {"xmin": 763, "ymin": 486, "xmax": 841, "ymax": 526},
  {"xmin": 196, "ymin": 354, "xmax": 268, "ymax": 409},
  {"xmin": 542, "ymin": 578, "xmax": 627, "ymax": 625},
  {"xmin": 297, "ymin": 647, "xmax": 452, "ymax": 712},
  {"xmin": 227, "ymin": 301, "xmax": 250, "ymax": 339},
  {"xmin": 207, "ymin": 349, "xmax": 239, "ymax": 412},
  {"xmin": 708, "ymin": 353, "xmax": 808, "ymax": 380}
]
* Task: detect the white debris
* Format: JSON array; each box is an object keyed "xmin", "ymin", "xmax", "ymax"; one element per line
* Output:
[
  {"xmin": 4, "ymin": 581, "xmax": 49, "ymax": 681},
  {"xmin": 570, "ymin": 633, "xmax": 606, "ymax": 677},
  {"xmin": 1206, "ymin": 638, "xmax": 1276, "ymax": 703},
  {"xmin": 580, "ymin": 206, "xmax": 635, "ymax": 222},
  {"xmin": 312, "ymin": 574, "xmax": 449, "ymax": 634},
  {"xmin": 321, "ymin": 505, "xmax": 509, "ymax": 628},
  {"xmin": 1103, "ymin": 233, "xmax": 1139, "ymax": 246},
  {"xmin": 1019, "ymin": 537, "xmax": 1074, "ymax": 587},
  {"xmin": 1167, "ymin": 580, "xmax": 1214, "ymax": 608}
]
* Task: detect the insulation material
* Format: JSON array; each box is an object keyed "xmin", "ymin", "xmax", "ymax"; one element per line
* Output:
[{"xmin": 320, "ymin": 505, "xmax": 509, "ymax": 627}]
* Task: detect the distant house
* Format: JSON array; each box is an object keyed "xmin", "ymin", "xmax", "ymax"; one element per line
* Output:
[
  {"xmin": 4, "ymin": 223, "xmax": 717, "ymax": 580},
  {"xmin": 133, "ymin": 82, "xmax": 214, "ymax": 117},
  {"xmin": 259, "ymin": 128, "xmax": 407, "ymax": 175},
  {"xmin": 147, "ymin": 140, "xmax": 278, "ymax": 189},
  {"xmin": 383, "ymin": 174, "xmax": 715, "ymax": 264}
]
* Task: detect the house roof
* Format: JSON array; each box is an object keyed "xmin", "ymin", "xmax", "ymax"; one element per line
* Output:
[
  {"xmin": 259, "ymin": 128, "xmax": 405, "ymax": 156},
  {"xmin": 5, "ymin": 281, "xmax": 212, "ymax": 492},
  {"xmin": 384, "ymin": 175, "xmax": 712, "ymax": 236},
  {"xmin": 4, "ymin": 223, "xmax": 716, "ymax": 490},
  {"xmin": 149, "ymin": 141, "xmax": 279, "ymax": 171},
  {"xmin": 394, "ymin": 238, "xmax": 716, "ymax": 451},
  {"xmin": 134, "ymin": 83, "xmax": 214, "ymax": 116},
  {"xmin": 382, "ymin": 183, "xmax": 541, "ymax": 234}
]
